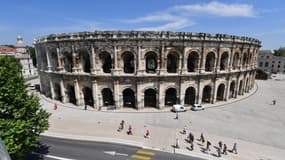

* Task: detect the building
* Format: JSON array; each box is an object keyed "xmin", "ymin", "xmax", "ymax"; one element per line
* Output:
[
  {"xmin": 34, "ymin": 31, "xmax": 261, "ymax": 110},
  {"xmin": 258, "ymin": 50, "xmax": 285, "ymax": 74},
  {"xmin": 0, "ymin": 36, "xmax": 37, "ymax": 78}
]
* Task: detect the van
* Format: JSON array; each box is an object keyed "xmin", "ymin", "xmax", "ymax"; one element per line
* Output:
[{"xmin": 172, "ymin": 104, "xmax": 186, "ymax": 112}]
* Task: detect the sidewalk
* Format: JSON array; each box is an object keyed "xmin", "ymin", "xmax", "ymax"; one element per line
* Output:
[{"xmin": 27, "ymin": 78, "xmax": 285, "ymax": 160}]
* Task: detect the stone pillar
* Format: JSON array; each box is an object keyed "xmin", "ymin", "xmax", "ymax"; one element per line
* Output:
[
  {"xmin": 49, "ymin": 80, "xmax": 55, "ymax": 99},
  {"xmin": 114, "ymin": 80, "xmax": 120, "ymax": 109},
  {"xmin": 74, "ymin": 79, "xmax": 81, "ymax": 105},
  {"xmin": 136, "ymin": 82, "xmax": 143, "ymax": 109},
  {"xmin": 199, "ymin": 48, "xmax": 205, "ymax": 73},
  {"xmin": 90, "ymin": 44, "xmax": 96, "ymax": 74},
  {"xmin": 212, "ymin": 79, "xmax": 217, "ymax": 104},
  {"xmin": 56, "ymin": 47, "xmax": 63, "ymax": 71},
  {"xmin": 198, "ymin": 81, "xmax": 203, "ymax": 104},
  {"xmin": 45, "ymin": 46, "xmax": 51, "ymax": 71},
  {"xmin": 216, "ymin": 48, "xmax": 221, "ymax": 72},
  {"xmin": 72, "ymin": 45, "xmax": 78, "ymax": 73},
  {"xmin": 182, "ymin": 48, "xmax": 188, "ymax": 74},
  {"xmin": 235, "ymin": 78, "xmax": 240, "ymax": 98},
  {"xmin": 158, "ymin": 83, "xmax": 165, "ymax": 109},
  {"xmin": 112, "ymin": 46, "xmax": 119, "ymax": 75},
  {"xmin": 92, "ymin": 80, "xmax": 98, "ymax": 109},
  {"xmin": 159, "ymin": 45, "xmax": 166, "ymax": 75},
  {"xmin": 137, "ymin": 45, "xmax": 143, "ymax": 75},
  {"xmin": 60, "ymin": 79, "xmax": 66, "ymax": 103},
  {"xmin": 225, "ymin": 79, "xmax": 231, "ymax": 101}
]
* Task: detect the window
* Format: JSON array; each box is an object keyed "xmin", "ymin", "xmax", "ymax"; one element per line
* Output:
[
  {"xmin": 266, "ymin": 56, "xmax": 269, "ymax": 59},
  {"xmin": 272, "ymin": 61, "xmax": 275, "ymax": 63},
  {"xmin": 259, "ymin": 62, "xmax": 263, "ymax": 67},
  {"xmin": 278, "ymin": 65, "xmax": 280, "ymax": 68},
  {"xmin": 279, "ymin": 61, "xmax": 281, "ymax": 64},
  {"xmin": 265, "ymin": 62, "xmax": 269, "ymax": 67},
  {"xmin": 272, "ymin": 64, "xmax": 274, "ymax": 67}
]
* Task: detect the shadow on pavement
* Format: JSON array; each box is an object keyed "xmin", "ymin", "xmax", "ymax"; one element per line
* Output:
[{"xmin": 23, "ymin": 143, "xmax": 49, "ymax": 160}]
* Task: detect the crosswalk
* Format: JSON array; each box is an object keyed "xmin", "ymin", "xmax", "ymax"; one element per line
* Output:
[{"xmin": 131, "ymin": 150, "xmax": 156, "ymax": 160}]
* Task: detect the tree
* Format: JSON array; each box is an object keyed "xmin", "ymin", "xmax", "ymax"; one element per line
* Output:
[
  {"xmin": 27, "ymin": 47, "xmax": 37, "ymax": 67},
  {"xmin": 0, "ymin": 56, "xmax": 50, "ymax": 159},
  {"xmin": 273, "ymin": 47, "xmax": 285, "ymax": 57}
]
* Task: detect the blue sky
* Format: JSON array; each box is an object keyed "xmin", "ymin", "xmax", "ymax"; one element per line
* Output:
[{"xmin": 0, "ymin": 0, "xmax": 284, "ymax": 49}]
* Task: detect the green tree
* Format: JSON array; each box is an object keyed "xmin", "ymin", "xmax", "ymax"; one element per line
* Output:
[
  {"xmin": 0, "ymin": 56, "xmax": 50, "ymax": 159},
  {"xmin": 27, "ymin": 47, "xmax": 37, "ymax": 67}
]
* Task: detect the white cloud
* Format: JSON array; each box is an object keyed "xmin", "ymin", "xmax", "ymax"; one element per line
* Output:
[
  {"xmin": 174, "ymin": 1, "xmax": 256, "ymax": 17},
  {"xmin": 125, "ymin": 1, "xmax": 256, "ymax": 31}
]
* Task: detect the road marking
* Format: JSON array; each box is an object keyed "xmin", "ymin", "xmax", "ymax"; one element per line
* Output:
[
  {"xmin": 45, "ymin": 154, "xmax": 77, "ymax": 160},
  {"xmin": 131, "ymin": 154, "xmax": 151, "ymax": 160},
  {"xmin": 136, "ymin": 150, "xmax": 155, "ymax": 156},
  {"xmin": 104, "ymin": 151, "xmax": 128, "ymax": 156}
]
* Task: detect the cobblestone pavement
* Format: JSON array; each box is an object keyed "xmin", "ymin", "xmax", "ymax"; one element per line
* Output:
[{"xmin": 28, "ymin": 76, "xmax": 285, "ymax": 160}]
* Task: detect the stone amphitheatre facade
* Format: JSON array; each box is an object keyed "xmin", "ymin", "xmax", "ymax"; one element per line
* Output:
[{"xmin": 34, "ymin": 31, "xmax": 261, "ymax": 110}]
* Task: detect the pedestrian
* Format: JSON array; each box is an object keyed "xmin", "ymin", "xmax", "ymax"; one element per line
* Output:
[
  {"xmin": 176, "ymin": 138, "xmax": 180, "ymax": 148},
  {"xmin": 182, "ymin": 126, "xmax": 186, "ymax": 134},
  {"xmin": 218, "ymin": 141, "xmax": 223, "ymax": 149},
  {"xmin": 145, "ymin": 130, "xmax": 150, "ymax": 138},
  {"xmin": 53, "ymin": 103, "xmax": 58, "ymax": 110},
  {"xmin": 199, "ymin": 133, "xmax": 205, "ymax": 144},
  {"xmin": 222, "ymin": 144, "xmax": 227, "ymax": 155},
  {"xmin": 188, "ymin": 132, "xmax": 192, "ymax": 142},
  {"xmin": 206, "ymin": 140, "xmax": 211, "ymax": 151},
  {"xmin": 127, "ymin": 125, "xmax": 132, "ymax": 135},
  {"xmin": 232, "ymin": 142, "xmax": 238, "ymax": 154},
  {"xmin": 84, "ymin": 104, "xmax": 87, "ymax": 110},
  {"xmin": 175, "ymin": 112, "xmax": 179, "ymax": 119},
  {"xmin": 120, "ymin": 120, "xmax": 125, "ymax": 130}
]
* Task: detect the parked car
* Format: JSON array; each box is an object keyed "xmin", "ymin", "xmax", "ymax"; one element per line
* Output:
[
  {"xmin": 191, "ymin": 104, "xmax": 204, "ymax": 111},
  {"xmin": 172, "ymin": 104, "xmax": 187, "ymax": 112}
]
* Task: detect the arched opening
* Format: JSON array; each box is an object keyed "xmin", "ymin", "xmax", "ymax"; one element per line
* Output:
[
  {"xmin": 144, "ymin": 89, "xmax": 157, "ymax": 107},
  {"xmin": 83, "ymin": 87, "xmax": 93, "ymax": 106},
  {"xmin": 63, "ymin": 52, "xmax": 73, "ymax": 72},
  {"xmin": 80, "ymin": 50, "xmax": 91, "ymax": 73},
  {"xmin": 165, "ymin": 88, "xmax": 177, "ymax": 106},
  {"xmin": 187, "ymin": 52, "xmax": 199, "ymax": 72},
  {"xmin": 216, "ymin": 84, "xmax": 225, "ymax": 101},
  {"xmin": 145, "ymin": 52, "xmax": 157, "ymax": 73},
  {"xmin": 99, "ymin": 52, "xmax": 112, "ymax": 73},
  {"xmin": 232, "ymin": 52, "xmax": 239, "ymax": 70},
  {"xmin": 123, "ymin": 88, "xmax": 135, "ymax": 108},
  {"xmin": 167, "ymin": 52, "xmax": 178, "ymax": 73},
  {"xmin": 102, "ymin": 88, "xmax": 114, "ymax": 106},
  {"xmin": 54, "ymin": 83, "xmax": 61, "ymax": 101},
  {"xmin": 238, "ymin": 80, "xmax": 243, "ymax": 95},
  {"xmin": 229, "ymin": 81, "xmax": 236, "ymax": 98},
  {"xmin": 67, "ymin": 85, "xmax": 76, "ymax": 105},
  {"xmin": 220, "ymin": 52, "xmax": 228, "ymax": 71},
  {"xmin": 245, "ymin": 78, "xmax": 249, "ymax": 92},
  {"xmin": 51, "ymin": 51, "xmax": 58, "ymax": 71},
  {"xmin": 184, "ymin": 87, "xmax": 196, "ymax": 105},
  {"xmin": 205, "ymin": 52, "xmax": 215, "ymax": 72},
  {"xmin": 202, "ymin": 85, "xmax": 212, "ymax": 103},
  {"xmin": 122, "ymin": 52, "xmax": 135, "ymax": 73}
]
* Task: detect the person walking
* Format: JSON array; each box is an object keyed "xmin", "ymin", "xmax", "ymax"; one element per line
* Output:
[
  {"xmin": 199, "ymin": 133, "xmax": 205, "ymax": 144},
  {"xmin": 175, "ymin": 138, "xmax": 180, "ymax": 148},
  {"xmin": 232, "ymin": 142, "xmax": 238, "ymax": 154},
  {"xmin": 190, "ymin": 141, "xmax": 194, "ymax": 151},
  {"xmin": 145, "ymin": 130, "xmax": 150, "ymax": 138},
  {"xmin": 272, "ymin": 99, "xmax": 276, "ymax": 105},
  {"xmin": 127, "ymin": 125, "xmax": 132, "ymax": 135},
  {"xmin": 216, "ymin": 147, "xmax": 221, "ymax": 157},
  {"xmin": 120, "ymin": 120, "xmax": 125, "ymax": 130},
  {"xmin": 53, "ymin": 103, "xmax": 58, "ymax": 110},
  {"xmin": 206, "ymin": 140, "xmax": 211, "ymax": 151},
  {"xmin": 222, "ymin": 144, "xmax": 227, "ymax": 155},
  {"xmin": 218, "ymin": 141, "xmax": 223, "ymax": 149},
  {"xmin": 182, "ymin": 126, "xmax": 186, "ymax": 134}
]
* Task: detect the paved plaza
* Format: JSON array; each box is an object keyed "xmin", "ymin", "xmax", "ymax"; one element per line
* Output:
[{"xmin": 28, "ymin": 75, "xmax": 285, "ymax": 160}]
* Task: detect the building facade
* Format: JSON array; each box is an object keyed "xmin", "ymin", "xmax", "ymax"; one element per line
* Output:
[
  {"xmin": 0, "ymin": 36, "xmax": 37, "ymax": 78},
  {"xmin": 34, "ymin": 31, "xmax": 261, "ymax": 110},
  {"xmin": 258, "ymin": 50, "xmax": 285, "ymax": 74}
]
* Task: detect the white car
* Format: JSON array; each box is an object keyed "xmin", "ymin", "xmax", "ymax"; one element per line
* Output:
[
  {"xmin": 191, "ymin": 104, "xmax": 204, "ymax": 111},
  {"xmin": 172, "ymin": 104, "xmax": 187, "ymax": 112}
]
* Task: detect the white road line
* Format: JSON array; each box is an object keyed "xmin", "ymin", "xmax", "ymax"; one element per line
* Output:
[{"xmin": 45, "ymin": 154, "xmax": 77, "ymax": 160}]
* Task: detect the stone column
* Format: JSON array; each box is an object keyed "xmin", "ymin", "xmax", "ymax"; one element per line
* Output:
[
  {"xmin": 112, "ymin": 45, "xmax": 119, "ymax": 75},
  {"xmin": 92, "ymin": 80, "xmax": 98, "ymax": 109},
  {"xmin": 74, "ymin": 79, "xmax": 81, "ymax": 105},
  {"xmin": 225, "ymin": 79, "xmax": 231, "ymax": 101},
  {"xmin": 180, "ymin": 82, "xmax": 185, "ymax": 105},
  {"xmin": 212, "ymin": 79, "xmax": 217, "ymax": 104},
  {"xmin": 56, "ymin": 47, "xmax": 63, "ymax": 71},
  {"xmin": 198, "ymin": 81, "xmax": 203, "ymax": 104},
  {"xmin": 60, "ymin": 79, "xmax": 66, "ymax": 103},
  {"xmin": 158, "ymin": 83, "xmax": 165, "ymax": 109},
  {"xmin": 49, "ymin": 80, "xmax": 55, "ymax": 99},
  {"xmin": 45, "ymin": 46, "xmax": 51, "ymax": 71},
  {"xmin": 90, "ymin": 44, "xmax": 96, "ymax": 74},
  {"xmin": 216, "ymin": 48, "xmax": 221, "ymax": 72},
  {"xmin": 137, "ymin": 45, "xmax": 143, "ymax": 75},
  {"xmin": 114, "ymin": 80, "xmax": 120, "ymax": 109},
  {"xmin": 136, "ymin": 82, "xmax": 143, "ymax": 109},
  {"xmin": 72, "ymin": 45, "xmax": 78, "ymax": 73},
  {"xmin": 159, "ymin": 45, "xmax": 166, "ymax": 75},
  {"xmin": 199, "ymin": 48, "xmax": 205, "ymax": 73},
  {"xmin": 182, "ymin": 48, "xmax": 188, "ymax": 74}
]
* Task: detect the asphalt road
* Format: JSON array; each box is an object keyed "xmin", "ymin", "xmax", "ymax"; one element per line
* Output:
[{"xmin": 26, "ymin": 136, "xmax": 205, "ymax": 160}]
